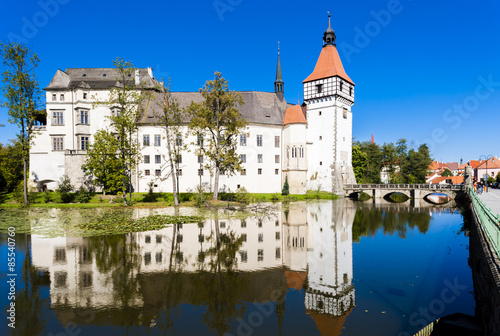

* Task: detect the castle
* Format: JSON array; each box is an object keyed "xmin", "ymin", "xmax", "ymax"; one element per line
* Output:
[{"xmin": 29, "ymin": 14, "xmax": 356, "ymax": 194}]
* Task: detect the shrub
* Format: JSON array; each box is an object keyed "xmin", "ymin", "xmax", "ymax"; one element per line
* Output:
[
  {"xmin": 282, "ymin": 176, "xmax": 289, "ymax": 195},
  {"xmin": 193, "ymin": 185, "xmax": 207, "ymax": 207},
  {"xmin": 57, "ymin": 174, "xmax": 75, "ymax": 203},
  {"xmin": 42, "ymin": 190, "xmax": 52, "ymax": 203},
  {"xmin": 235, "ymin": 187, "xmax": 250, "ymax": 204},
  {"xmin": 270, "ymin": 193, "xmax": 280, "ymax": 201},
  {"xmin": 74, "ymin": 186, "xmax": 92, "ymax": 203}
]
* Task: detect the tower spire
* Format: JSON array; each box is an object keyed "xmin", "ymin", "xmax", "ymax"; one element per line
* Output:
[
  {"xmin": 323, "ymin": 12, "xmax": 336, "ymax": 46},
  {"xmin": 274, "ymin": 41, "xmax": 284, "ymax": 100}
]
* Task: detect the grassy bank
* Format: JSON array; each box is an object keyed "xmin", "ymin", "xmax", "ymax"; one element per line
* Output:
[{"xmin": 0, "ymin": 190, "xmax": 338, "ymax": 208}]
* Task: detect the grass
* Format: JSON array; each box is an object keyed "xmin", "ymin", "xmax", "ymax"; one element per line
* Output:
[{"xmin": 0, "ymin": 190, "xmax": 339, "ymax": 208}]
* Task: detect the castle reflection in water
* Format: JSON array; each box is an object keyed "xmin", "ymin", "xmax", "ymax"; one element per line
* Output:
[{"xmin": 31, "ymin": 201, "xmax": 356, "ymax": 335}]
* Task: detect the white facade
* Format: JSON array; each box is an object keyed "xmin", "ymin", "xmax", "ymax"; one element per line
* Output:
[{"xmin": 29, "ymin": 20, "xmax": 357, "ymax": 195}]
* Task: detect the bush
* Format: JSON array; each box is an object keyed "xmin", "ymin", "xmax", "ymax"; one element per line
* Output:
[
  {"xmin": 13, "ymin": 182, "xmax": 36, "ymax": 204},
  {"xmin": 74, "ymin": 186, "xmax": 92, "ymax": 203},
  {"xmin": 235, "ymin": 187, "xmax": 250, "ymax": 204},
  {"xmin": 57, "ymin": 174, "xmax": 75, "ymax": 203},
  {"xmin": 219, "ymin": 192, "xmax": 236, "ymax": 202},
  {"xmin": 42, "ymin": 190, "xmax": 52, "ymax": 203},
  {"xmin": 270, "ymin": 193, "xmax": 280, "ymax": 201},
  {"xmin": 193, "ymin": 185, "xmax": 207, "ymax": 207},
  {"xmin": 179, "ymin": 193, "xmax": 193, "ymax": 202},
  {"xmin": 282, "ymin": 176, "xmax": 289, "ymax": 195}
]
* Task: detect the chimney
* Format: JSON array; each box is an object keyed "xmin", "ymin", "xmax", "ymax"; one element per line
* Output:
[{"xmin": 135, "ymin": 69, "xmax": 140, "ymax": 85}]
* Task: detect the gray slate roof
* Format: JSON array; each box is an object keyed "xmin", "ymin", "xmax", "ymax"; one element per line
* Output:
[
  {"xmin": 45, "ymin": 68, "xmax": 159, "ymax": 90},
  {"xmin": 140, "ymin": 91, "xmax": 288, "ymax": 126}
]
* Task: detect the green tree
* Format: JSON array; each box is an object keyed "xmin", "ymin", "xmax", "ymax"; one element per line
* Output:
[
  {"xmin": 0, "ymin": 140, "xmax": 23, "ymax": 191},
  {"xmin": 0, "ymin": 42, "xmax": 41, "ymax": 206},
  {"xmin": 188, "ymin": 72, "xmax": 247, "ymax": 201},
  {"xmin": 352, "ymin": 144, "xmax": 367, "ymax": 183},
  {"xmin": 441, "ymin": 168, "xmax": 453, "ymax": 177},
  {"xmin": 82, "ymin": 129, "xmax": 122, "ymax": 195},
  {"xmin": 154, "ymin": 80, "xmax": 185, "ymax": 206},
  {"xmin": 98, "ymin": 58, "xmax": 147, "ymax": 205},
  {"xmin": 282, "ymin": 175, "xmax": 290, "ymax": 195}
]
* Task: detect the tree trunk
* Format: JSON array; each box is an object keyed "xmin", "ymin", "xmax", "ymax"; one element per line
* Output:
[
  {"xmin": 165, "ymin": 127, "xmax": 179, "ymax": 206},
  {"xmin": 213, "ymin": 165, "xmax": 219, "ymax": 201},
  {"xmin": 23, "ymin": 156, "xmax": 29, "ymax": 206}
]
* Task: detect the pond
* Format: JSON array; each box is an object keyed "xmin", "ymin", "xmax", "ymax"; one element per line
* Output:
[{"xmin": 0, "ymin": 200, "xmax": 474, "ymax": 336}]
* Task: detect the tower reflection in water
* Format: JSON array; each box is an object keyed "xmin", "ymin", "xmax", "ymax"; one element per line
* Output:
[{"xmin": 30, "ymin": 201, "xmax": 356, "ymax": 335}]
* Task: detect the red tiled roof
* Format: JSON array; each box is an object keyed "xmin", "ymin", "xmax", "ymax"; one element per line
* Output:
[
  {"xmin": 303, "ymin": 45, "xmax": 354, "ymax": 84},
  {"xmin": 476, "ymin": 157, "xmax": 500, "ymax": 169},
  {"xmin": 468, "ymin": 160, "xmax": 482, "ymax": 169},
  {"xmin": 284, "ymin": 104, "xmax": 307, "ymax": 125}
]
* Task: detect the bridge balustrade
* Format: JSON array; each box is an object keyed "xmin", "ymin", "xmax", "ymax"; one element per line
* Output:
[
  {"xmin": 344, "ymin": 184, "xmax": 462, "ymax": 191},
  {"xmin": 468, "ymin": 186, "xmax": 500, "ymax": 259}
]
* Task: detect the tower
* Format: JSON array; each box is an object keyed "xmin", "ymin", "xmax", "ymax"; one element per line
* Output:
[
  {"xmin": 274, "ymin": 43, "xmax": 284, "ymax": 101},
  {"xmin": 304, "ymin": 13, "xmax": 356, "ymax": 194}
]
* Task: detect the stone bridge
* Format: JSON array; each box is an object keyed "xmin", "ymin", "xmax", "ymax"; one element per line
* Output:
[{"xmin": 344, "ymin": 184, "xmax": 463, "ymax": 201}]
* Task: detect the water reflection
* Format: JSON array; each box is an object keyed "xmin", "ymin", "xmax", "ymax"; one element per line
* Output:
[{"xmin": 22, "ymin": 200, "xmax": 461, "ymax": 335}]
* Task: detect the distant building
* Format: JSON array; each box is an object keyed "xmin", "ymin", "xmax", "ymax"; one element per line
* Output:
[
  {"xmin": 29, "ymin": 15, "xmax": 356, "ymax": 194},
  {"xmin": 475, "ymin": 157, "xmax": 500, "ymax": 181}
]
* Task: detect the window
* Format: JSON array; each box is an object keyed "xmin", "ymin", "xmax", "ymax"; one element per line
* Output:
[
  {"xmin": 197, "ymin": 134, "xmax": 204, "ymax": 146},
  {"xmin": 275, "ymin": 248, "xmax": 281, "ymax": 259},
  {"xmin": 241, "ymin": 169, "xmax": 246, "ymax": 176},
  {"xmin": 156, "ymin": 235, "xmax": 162, "ymax": 243},
  {"xmin": 52, "ymin": 137, "xmax": 64, "ymax": 151},
  {"xmin": 79, "ymin": 136, "xmax": 89, "ymax": 150},
  {"xmin": 241, "ymin": 220, "xmax": 246, "ymax": 228},
  {"xmin": 154, "ymin": 134, "xmax": 161, "ymax": 146},
  {"xmin": 177, "ymin": 168, "xmax": 182, "ymax": 176},
  {"xmin": 258, "ymin": 220, "xmax": 262, "ymax": 228},
  {"xmin": 54, "ymin": 248, "xmax": 66, "ymax": 263},
  {"xmin": 319, "ymin": 136, "xmax": 322, "ymax": 140},
  {"xmin": 258, "ymin": 168, "xmax": 262, "ymax": 175},
  {"xmin": 155, "ymin": 169, "xmax": 161, "ymax": 176},
  {"xmin": 241, "ymin": 251, "xmax": 248, "ymax": 263},
  {"xmin": 60, "ymin": 94, "xmax": 65, "ymax": 101},
  {"xmin": 275, "ymin": 155, "xmax": 280, "ymax": 163},
  {"xmin": 177, "ymin": 234, "xmax": 183, "ymax": 243},
  {"xmin": 257, "ymin": 249, "xmax": 264, "ymax": 261},
  {"xmin": 52, "ymin": 93, "xmax": 56, "ymax": 101},
  {"xmin": 54, "ymin": 272, "xmax": 67, "ymax": 288},
  {"xmin": 320, "ymin": 161, "xmax": 322, "ymax": 166},
  {"xmin": 319, "ymin": 111, "xmax": 322, "ymax": 116},
  {"xmin": 198, "ymin": 155, "xmax": 203, "ymax": 164},
  {"xmin": 198, "ymin": 234, "xmax": 204, "ymax": 243},
  {"xmin": 156, "ymin": 252, "xmax": 162, "ymax": 264},
  {"xmin": 145, "ymin": 235, "xmax": 151, "ymax": 243},
  {"xmin": 144, "ymin": 252, "xmax": 151, "ymax": 266},
  {"xmin": 220, "ymin": 221, "xmax": 226, "ymax": 228},
  {"xmin": 143, "ymin": 135, "xmax": 150, "ymax": 146},
  {"xmin": 316, "ymin": 84, "xmax": 323, "ymax": 93},
  {"xmin": 292, "ymin": 147, "xmax": 297, "ymax": 158},
  {"xmin": 155, "ymin": 155, "xmax": 161, "ymax": 164},
  {"xmin": 275, "ymin": 220, "xmax": 279, "ymax": 226},
  {"xmin": 81, "ymin": 272, "xmax": 92, "ymax": 287},
  {"xmin": 343, "ymin": 108, "xmax": 348, "ymax": 119},
  {"xmin": 240, "ymin": 154, "xmax": 246, "ymax": 163},
  {"xmin": 349, "ymin": 87, "xmax": 353, "ymax": 96},
  {"xmin": 176, "ymin": 155, "xmax": 182, "ymax": 164},
  {"xmin": 144, "ymin": 155, "xmax": 150, "ymax": 164},
  {"xmin": 145, "ymin": 169, "xmax": 150, "ymax": 176},
  {"xmin": 275, "ymin": 169, "xmax": 279, "ymax": 175},
  {"xmin": 257, "ymin": 135, "xmax": 263, "ymax": 147},
  {"xmin": 198, "ymin": 169, "xmax": 203, "ymax": 176},
  {"xmin": 79, "ymin": 110, "xmax": 89, "ymax": 125},
  {"xmin": 276, "ymin": 232, "xmax": 280, "ymax": 240},
  {"xmin": 241, "ymin": 233, "xmax": 247, "ymax": 242},
  {"xmin": 340, "ymin": 81, "xmax": 343, "ymax": 91},
  {"xmin": 300, "ymin": 147, "xmax": 304, "ymax": 158},
  {"xmin": 240, "ymin": 134, "xmax": 247, "ymax": 146},
  {"xmin": 257, "ymin": 154, "xmax": 263, "ymax": 163},
  {"xmin": 258, "ymin": 233, "xmax": 263, "ymax": 242},
  {"xmin": 275, "ymin": 136, "xmax": 280, "ymax": 148},
  {"xmin": 52, "ymin": 111, "xmax": 64, "ymax": 125},
  {"xmin": 83, "ymin": 92, "xmax": 88, "ymax": 99},
  {"xmin": 175, "ymin": 135, "xmax": 182, "ymax": 146}
]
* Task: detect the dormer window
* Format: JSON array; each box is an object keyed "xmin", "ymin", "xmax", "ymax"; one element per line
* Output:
[
  {"xmin": 316, "ymin": 84, "xmax": 323, "ymax": 94},
  {"xmin": 52, "ymin": 94, "xmax": 56, "ymax": 101},
  {"xmin": 60, "ymin": 94, "xmax": 65, "ymax": 101}
]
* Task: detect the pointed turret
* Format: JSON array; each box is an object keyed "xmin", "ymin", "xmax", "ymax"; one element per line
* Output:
[
  {"xmin": 274, "ymin": 42, "xmax": 284, "ymax": 101},
  {"xmin": 323, "ymin": 12, "xmax": 336, "ymax": 46}
]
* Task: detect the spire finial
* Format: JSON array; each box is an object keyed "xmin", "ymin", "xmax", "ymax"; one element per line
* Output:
[
  {"xmin": 323, "ymin": 11, "xmax": 336, "ymax": 46},
  {"xmin": 275, "ymin": 43, "xmax": 284, "ymax": 100},
  {"xmin": 278, "ymin": 41, "xmax": 280, "ymax": 55}
]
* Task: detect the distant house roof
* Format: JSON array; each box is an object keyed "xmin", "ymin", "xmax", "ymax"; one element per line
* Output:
[
  {"xmin": 44, "ymin": 68, "xmax": 160, "ymax": 90},
  {"xmin": 303, "ymin": 45, "xmax": 354, "ymax": 85},
  {"xmin": 139, "ymin": 91, "xmax": 288, "ymax": 126},
  {"xmin": 429, "ymin": 175, "xmax": 464, "ymax": 184},
  {"xmin": 445, "ymin": 162, "xmax": 459, "ymax": 170},
  {"xmin": 476, "ymin": 157, "xmax": 500, "ymax": 169},
  {"xmin": 428, "ymin": 161, "xmax": 449, "ymax": 171},
  {"xmin": 283, "ymin": 104, "xmax": 307, "ymax": 125},
  {"xmin": 468, "ymin": 160, "xmax": 482, "ymax": 169}
]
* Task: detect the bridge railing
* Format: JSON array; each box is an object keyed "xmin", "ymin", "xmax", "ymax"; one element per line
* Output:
[
  {"xmin": 468, "ymin": 186, "xmax": 500, "ymax": 259},
  {"xmin": 344, "ymin": 184, "xmax": 462, "ymax": 191}
]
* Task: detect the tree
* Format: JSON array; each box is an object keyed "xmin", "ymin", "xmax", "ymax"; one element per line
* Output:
[
  {"xmin": 0, "ymin": 42, "xmax": 41, "ymax": 206},
  {"xmin": 155, "ymin": 80, "xmax": 185, "ymax": 206},
  {"xmin": 352, "ymin": 144, "xmax": 367, "ymax": 183},
  {"xmin": 98, "ymin": 58, "xmax": 147, "ymax": 205},
  {"xmin": 188, "ymin": 72, "xmax": 247, "ymax": 201},
  {"xmin": 82, "ymin": 129, "xmax": 122, "ymax": 195},
  {"xmin": 282, "ymin": 175, "xmax": 290, "ymax": 195},
  {"xmin": 441, "ymin": 168, "xmax": 453, "ymax": 177},
  {"xmin": 0, "ymin": 140, "xmax": 24, "ymax": 192}
]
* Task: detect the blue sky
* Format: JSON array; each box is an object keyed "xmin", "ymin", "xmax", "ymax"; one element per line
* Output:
[{"xmin": 1, "ymin": 0, "xmax": 499, "ymax": 162}]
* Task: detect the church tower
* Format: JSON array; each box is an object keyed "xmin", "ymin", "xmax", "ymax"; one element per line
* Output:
[{"xmin": 304, "ymin": 14, "xmax": 356, "ymax": 194}]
